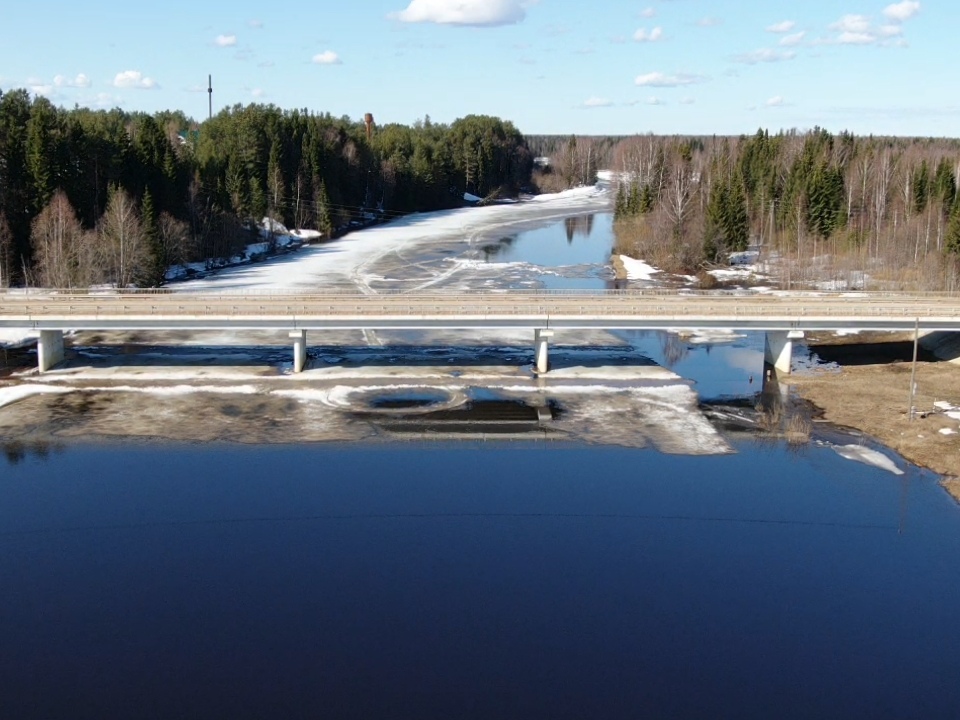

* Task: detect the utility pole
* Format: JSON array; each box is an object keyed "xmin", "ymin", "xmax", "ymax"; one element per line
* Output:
[
  {"xmin": 208, "ymin": 75, "xmax": 213, "ymax": 120},
  {"xmin": 908, "ymin": 317, "xmax": 920, "ymax": 420}
]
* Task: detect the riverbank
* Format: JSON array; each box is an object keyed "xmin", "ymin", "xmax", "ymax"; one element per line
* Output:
[{"xmin": 788, "ymin": 337, "xmax": 960, "ymax": 503}]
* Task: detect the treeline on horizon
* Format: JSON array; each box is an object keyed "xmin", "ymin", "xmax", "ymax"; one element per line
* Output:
[
  {"xmin": 540, "ymin": 130, "xmax": 960, "ymax": 290},
  {"xmin": 0, "ymin": 88, "xmax": 533, "ymax": 288}
]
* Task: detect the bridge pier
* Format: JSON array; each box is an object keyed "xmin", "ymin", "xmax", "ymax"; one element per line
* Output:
[
  {"xmin": 290, "ymin": 330, "xmax": 307, "ymax": 373},
  {"xmin": 37, "ymin": 330, "xmax": 65, "ymax": 373},
  {"xmin": 764, "ymin": 330, "xmax": 804, "ymax": 374},
  {"xmin": 534, "ymin": 329, "xmax": 554, "ymax": 374}
]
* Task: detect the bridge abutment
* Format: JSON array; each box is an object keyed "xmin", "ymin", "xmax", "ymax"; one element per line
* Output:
[
  {"xmin": 290, "ymin": 330, "xmax": 307, "ymax": 373},
  {"xmin": 37, "ymin": 330, "xmax": 65, "ymax": 373},
  {"xmin": 534, "ymin": 329, "xmax": 554, "ymax": 374},
  {"xmin": 764, "ymin": 330, "xmax": 804, "ymax": 374}
]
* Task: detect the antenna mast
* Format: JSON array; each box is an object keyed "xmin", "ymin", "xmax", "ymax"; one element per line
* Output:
[{"xmin": 208, "ymin": 75, "xmax": 213, "ymax": 120}]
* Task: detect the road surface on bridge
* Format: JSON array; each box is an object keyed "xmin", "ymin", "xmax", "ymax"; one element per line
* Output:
[{"xmin": 2, "ymin": 290, "xmax": 959, "ymax": 332}]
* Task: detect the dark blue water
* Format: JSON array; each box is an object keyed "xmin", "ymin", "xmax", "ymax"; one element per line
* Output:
[{"xmin": 2, "ymin": 441, "xmax": 959, "ymax": 719}]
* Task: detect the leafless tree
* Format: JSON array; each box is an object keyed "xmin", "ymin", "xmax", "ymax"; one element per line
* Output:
[
  {"xmin": 158, "ymin": 212, "xmax": 195, "ymax": 268},
  {"xmin": 31, "ymin": 191, "xmax": 92, "ymax": 288},
  {"xmin": 98, "ymin": 186, "xmax": 150, "ymax": 287}
]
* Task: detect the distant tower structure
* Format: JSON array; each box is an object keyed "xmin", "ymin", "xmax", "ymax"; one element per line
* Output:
[
  {"xmin": 208, "ymin": 75, "xmax": 213, "ymax": 120},
  {"xmin": 364, "ymin": 113, "xmax": 375, "ymax": 141}
]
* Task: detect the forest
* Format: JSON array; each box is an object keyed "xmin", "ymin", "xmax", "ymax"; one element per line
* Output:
[
  {"xmin": 540, "ymin": 130, "xmax": 960, "ymax": 290},
  {"xmin": 0, "ymin": 89, "xmax": 533, "ymax": 288}
]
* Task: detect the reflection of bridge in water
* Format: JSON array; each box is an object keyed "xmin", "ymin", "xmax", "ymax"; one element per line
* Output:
[{"xmin": 3, "ymin": 290, "xmax": 959, "ymax": 374}]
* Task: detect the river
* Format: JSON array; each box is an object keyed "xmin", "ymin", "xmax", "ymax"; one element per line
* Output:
[{"xmin": 1, "ymin": 206, "xmax": 959, "ymax": 718}]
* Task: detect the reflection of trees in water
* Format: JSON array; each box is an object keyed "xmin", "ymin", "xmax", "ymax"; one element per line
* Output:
[
  {"xmin": 564, "ymin": 214, "xmax": 595, "ymax": 243},
  {"xmin": 482, "ymin": 235, "xmax": 516, "ymax": 260},
  {"xmin": 3, "ymin": 440, "xmax": 61, "ymax": 466},
  {"xmin": 659, "ymin": 333, "xmax": 690, "ymax": 368}
]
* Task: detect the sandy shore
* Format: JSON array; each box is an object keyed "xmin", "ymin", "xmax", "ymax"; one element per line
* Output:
[{"xmin": 788, "ymin": 343, "xmax": 960, "ymax": 503}]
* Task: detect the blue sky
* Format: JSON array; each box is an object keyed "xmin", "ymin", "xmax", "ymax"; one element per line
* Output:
[{"xmin": 1, "ymin": 0, "xmax": 953, "ymax": 137}]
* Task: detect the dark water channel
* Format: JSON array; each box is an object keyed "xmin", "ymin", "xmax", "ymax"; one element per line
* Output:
[
  {"xmin": 478, "ymin": 212, "xmax": 619, "ymax": 290},
  {"xmin": 2, "ymin": 440, "xmax": 959, "ymax": 719}
]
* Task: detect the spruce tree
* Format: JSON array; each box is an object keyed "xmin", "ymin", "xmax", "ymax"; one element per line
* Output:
[
  {"xmin": 140, "ymin": 189, "xmax": 165, "ymax": 286},
  {"xmin": 315, "ymin": 181, "xmax": 333, "ymax": 238}
]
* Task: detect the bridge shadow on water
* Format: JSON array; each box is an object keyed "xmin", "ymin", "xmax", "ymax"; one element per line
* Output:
[{"xmin": 64, "ymin": 343, "xmax": 661, "ymax": 373}]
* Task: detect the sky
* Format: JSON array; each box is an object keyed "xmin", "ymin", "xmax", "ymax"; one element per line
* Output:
[{"xmin": 0, "ymin": 0, "xmax": 954, "ymax": 137}]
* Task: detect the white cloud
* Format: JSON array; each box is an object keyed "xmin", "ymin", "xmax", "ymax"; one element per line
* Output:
[
  {"xmin": 251, "ymin": 88, "xmax": 266, "ymax": 98},
  {"xmin": 837, "ymin": 31, "xmax": 876, "ymax": 44},
  {"xmin": 765, "ymin": 96, "xmax": 786, "ymax": 107},
  {"xmin": 581, "ymin": 96, "xmax": 613, "ymax": 108},
  {"xmin": 92, "ymin": 92, "xmax": 122, "ymax": 108},
  {"xmin": 830, "ymin": 14, "xmax": 872, "ymax": 33},
  {"xmin": 679, "ymin": 97, "xmax": 696, "ymax": 105},
  {"xmin": 824, "ymin": 10, "xmax": 915, "ymax": 46},
  {"xmin": 214, "ymin": 34, "xmax": 237, "ymax": 47},
  {"xmin": 733, "ymin": 48, "xmax": 796, "ymax": 64},
  {"xmin": 312, "ymin": 50, "xmax": 342, "ymax": 65},
  {"xmin": 112, "ymin": 70, "xmax": 158, "ymax": 89},
  {"xmin": 633, "ymin": 26, "xmax": 663, "ymax": 42},
  {"xmin": 248, "ymin": 19, "xmax": 264, "ymax": 29},
  {"xmin": 640, "ymin": 7, "xmax": 656, "ymax": 18},
  {"xmin": 883, "ymin": 0, "xmax": 921, "ymax": 22},
  {"xmin": 389, "ymin": 0, "xmax": 530, "ymax": 26},
  {"xmin": 30, "ymin": 84, "xmax": 54, "ymax": 98},
  {"xmin": 634, "ymin": 71, "xmax": 705, "ymax": 87},
  {"xmin": 53, "ymin": 73, "xmax": 92, "ymax": 88},
  {"xmin": 766, "ymin": 20, "xmax": 796, "ymax": 33},
  {"xmin": 696, "ymin": 17, "xmax": 722, "ymax": 27},
  {"xmin": 780, "ymin": 31, "xmax": 806, "ymax": 46},
  {"xmin": 646, "ymin": 96, "xmax": 665, "ymax": 105}
]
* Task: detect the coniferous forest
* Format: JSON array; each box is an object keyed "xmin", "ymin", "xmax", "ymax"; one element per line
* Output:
[
  {"xmin": 4, "ymin": 87, "xmax": 960, "ymax": 291},
  {"xmin": 0, "ymin": 90, "xmax": 533, "ymax": 288},
  {"xmin": 593, "ymin": 130, "xmax": 960, "ymax": 290}
]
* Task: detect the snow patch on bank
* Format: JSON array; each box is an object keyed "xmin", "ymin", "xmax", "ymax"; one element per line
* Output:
[
  {"xmin": 0, "ymin": 329, "xmax": 35, "ymax": 349},
  {"xmin": 619, "ymin": 256, "xmax": 660, "ymax": 281},
  {"xmin": 0, "ymin": 384, "xmax": 72, "ymax": 408}
]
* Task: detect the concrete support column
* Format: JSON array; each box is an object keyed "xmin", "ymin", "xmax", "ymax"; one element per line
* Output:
[
  {"xmin": 290, "ymin": 330, "xmax": 307, "ymax": 373},
  {"xmin": 534, "ymin": 329, "xmax": 554, "ymax": 374},
  {"xmin": 37, "ymin": 330, "xmax": 65, "ymax": 373},
  {"xmin": 764, "ymin": 330, "xmax": 804, "ymax": 375}
]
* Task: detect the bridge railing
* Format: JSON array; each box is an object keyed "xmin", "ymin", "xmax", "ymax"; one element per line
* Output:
[{"xmin": 4, "ymin": 287, "xmax": 960, "ymax": 300}]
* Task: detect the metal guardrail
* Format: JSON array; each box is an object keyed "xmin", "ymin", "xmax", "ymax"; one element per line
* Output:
[{"xmin": 4, "ymin": 287, "xmax": 960, "ymax": 299}]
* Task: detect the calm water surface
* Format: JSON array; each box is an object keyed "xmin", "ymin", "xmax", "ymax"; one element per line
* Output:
[{"xmin": 2, "ymin": 440, "xmax": 959, "ymax": 719}]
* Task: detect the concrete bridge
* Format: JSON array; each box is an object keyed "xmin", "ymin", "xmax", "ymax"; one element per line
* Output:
[{"xmin": 2, "ymin": 290, "xmax": 959, "ymax": 374}]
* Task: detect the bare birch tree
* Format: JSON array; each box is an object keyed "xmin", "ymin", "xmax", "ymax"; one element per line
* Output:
[
  {"xmin": 31, "ymin": 191, "xmax": 92, "ymax": 288},
  {"xmin": 98, "ymin": 185, "xmax": 150, "ymax": 287}
]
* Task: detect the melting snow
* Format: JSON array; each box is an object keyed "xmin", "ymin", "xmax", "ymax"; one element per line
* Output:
[
  {"xmin": 832, "ymin": 444, "xmax": 904, "ymax": 476},
  {"xmin": 619, "ymin": 256, "xmax": 660, "ymax": 281},
  {"xmin": 0, "ymin": 384, "xmax": 72, "ymax": 408}
]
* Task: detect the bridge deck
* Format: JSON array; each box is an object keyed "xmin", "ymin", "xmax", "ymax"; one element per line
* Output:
[{"xmin": 2, "ymin": 291, "xmax": 960, "ymax": 332}]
